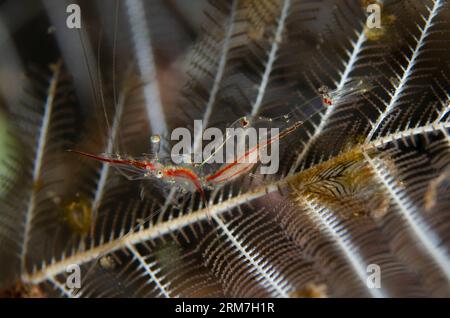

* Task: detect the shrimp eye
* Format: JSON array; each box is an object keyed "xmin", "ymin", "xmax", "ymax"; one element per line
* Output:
[{"xmin": 156, "ymin": 170, "xmax": 164, "ymax": 179}]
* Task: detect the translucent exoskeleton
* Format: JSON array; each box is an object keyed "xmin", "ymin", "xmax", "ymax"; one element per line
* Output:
[{"xmin": 69, "ymin": 78, "xmax": 372, "ymax": 201}]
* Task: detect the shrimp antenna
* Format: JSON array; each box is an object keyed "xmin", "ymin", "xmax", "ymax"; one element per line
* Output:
[
  {"xmin": 112, "ymin": 0, "xmax": 120, "ymax": 124},
  {"xmin": 96, "ymin": 28, "xmax": 111, "ymax": 136},
  {"xmin": 77, "ymin": 29, "xmax": 101, "ymax": 120}
]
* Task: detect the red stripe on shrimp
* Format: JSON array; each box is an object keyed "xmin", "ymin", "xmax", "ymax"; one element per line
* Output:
[
  {"xmin": 164, "ymin": 167, "xmax": 205, "ymax": 200},
  {"xmin": 68, "ymin": 149, "xmax": 155, "ymax": 171}
]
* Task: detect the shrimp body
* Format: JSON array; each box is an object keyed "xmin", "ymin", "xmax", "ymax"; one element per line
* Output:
[
  {"xmin": 206, "ymin": 161, "xmax": 255, "ymax": 185},
  {"xmin": 158, "ymin": 165, "xmax": 205, "ymax": 199},
  {"xmin": 205, "ymin": 120, "xmax": 303, "ymax": 185}
]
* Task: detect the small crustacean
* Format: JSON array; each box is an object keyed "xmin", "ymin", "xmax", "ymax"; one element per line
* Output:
[
  {"xmin": 68, "ymin": 117, "xmax": 301, "ymax": 201},
  {"xmin": 69, "ymin": 79, "xmax": 371, "ymax": 200},
  {"xmin": 318, "ymin": 79, "xmax": 372, "ymax": 107}
]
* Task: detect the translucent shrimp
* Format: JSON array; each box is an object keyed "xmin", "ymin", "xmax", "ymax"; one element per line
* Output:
[
  {"xmin": 318, "ymin": 79, "xmax": 373, "ymax": 107},
  {"xmin": 69, "ymin": 79, "xmax": 372, "ymax": 198}
]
